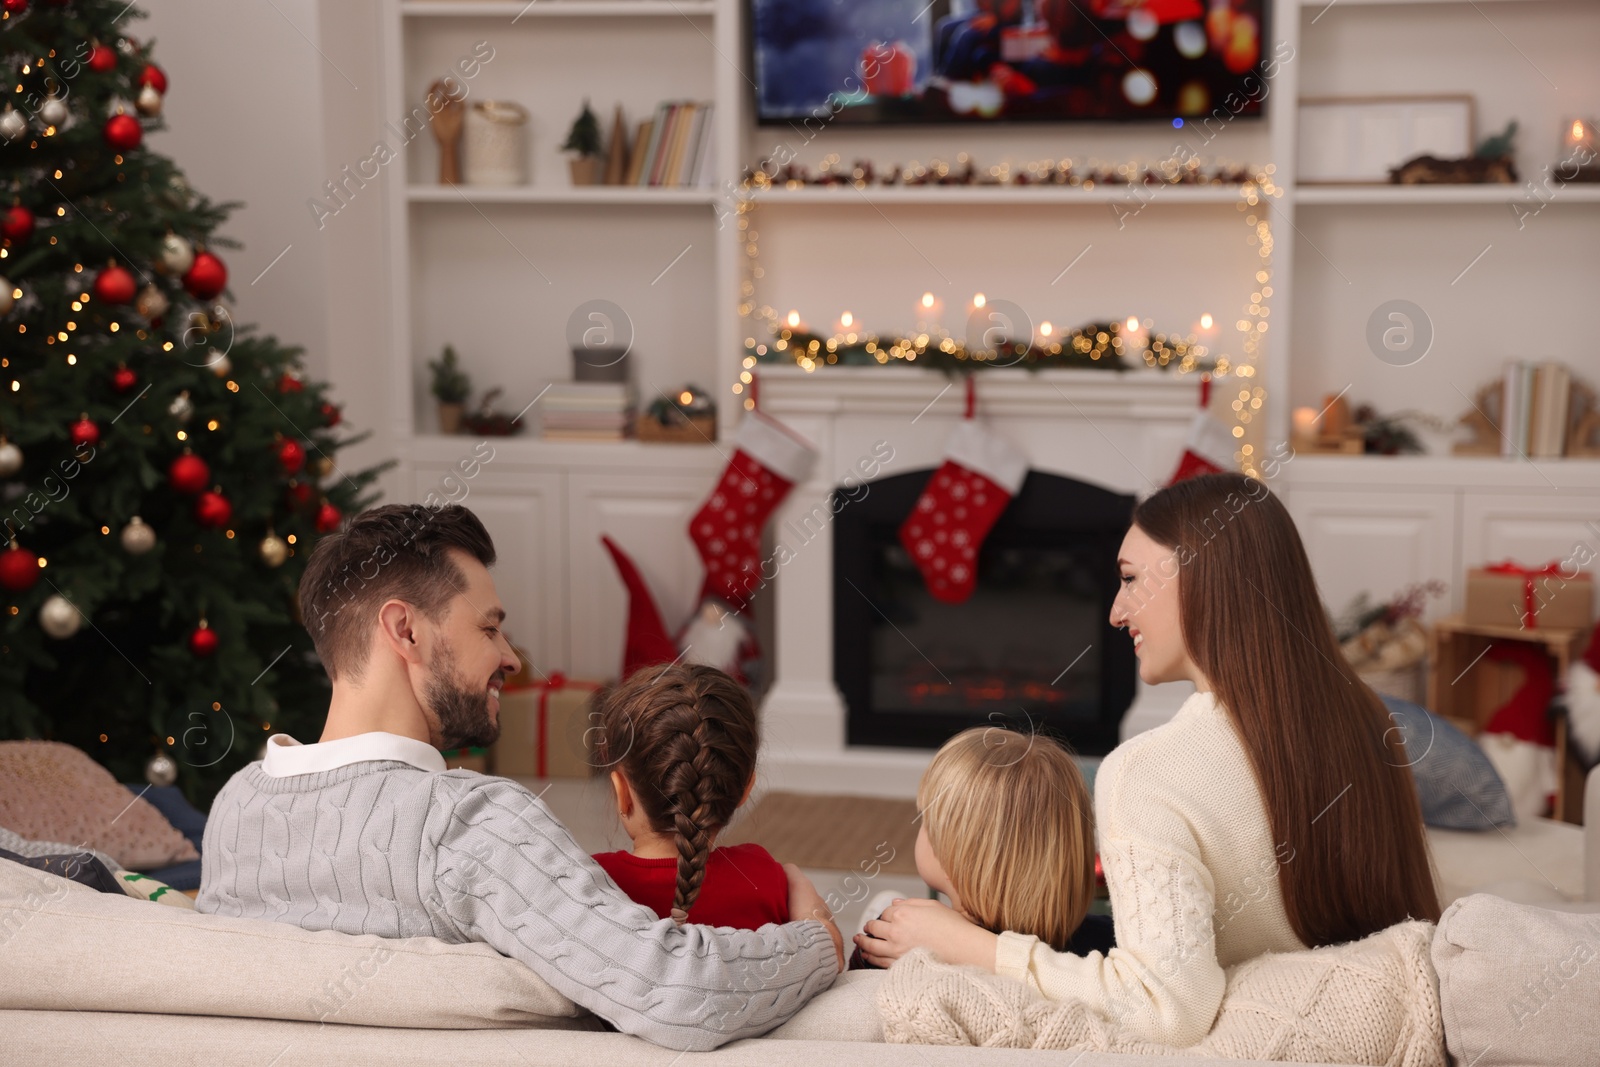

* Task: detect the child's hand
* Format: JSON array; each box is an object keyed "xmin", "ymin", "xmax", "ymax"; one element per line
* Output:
[
  {"xmin": 854, "ymin": 897, "xmax": 999, "ymax": 971},
  {"xmin": 783, "ymin": 863, "xmax": 844, "ymax": 971}
]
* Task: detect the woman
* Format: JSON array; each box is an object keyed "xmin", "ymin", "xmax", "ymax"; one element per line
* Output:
[{"xmin": 854, "ymin": 472, "xmax": 1440, "ymax": 1047}]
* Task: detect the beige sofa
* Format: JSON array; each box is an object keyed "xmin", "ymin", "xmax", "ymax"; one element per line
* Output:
[{"xmin": 1, "ymin": 768, "xmax": 1594, "ymax": 1067}]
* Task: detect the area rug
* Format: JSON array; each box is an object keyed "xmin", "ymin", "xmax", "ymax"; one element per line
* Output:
[{"xmin": 722, "ymin": 791, "xmax": 921, "ymax": 875}]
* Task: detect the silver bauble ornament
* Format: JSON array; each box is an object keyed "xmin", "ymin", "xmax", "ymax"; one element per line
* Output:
[
  {"xmin": 39, "ymin": 96, "xmax": 69, "ymax": 128},
  {"xmin": 168, "ymin": 391, "xmax": 193, "ymax": 423},
  {"xmin": 39, "ymin": 595, "xmax": 83, "ymax": 639},
  {"xmin": 0, "ymin": 107, "xmax": 25, "ymax": 141},
  {"xmin": 0, "ymin": 440, "xmax": 21, "ymax": 477},
  {"xmin": 259, "ymin": 533, "xmax": 288, "ymax": 568},
  {"xmin": 135, "ymin": 85, "xmax": 163, "ymax": 117},
  {"xmin": 120, "ymin": 516, "xmax": 156, "ymax": 555},
  {"xmin": 144, "ymin": 751, "xmax": 178, "ymax": 787},
  {"xmin": 0, "ymin": 278, "xmax": 13, "ymax": 316},
  {"xmin": 135, "ymin": 283, "xmax": 169, "ymax": 320},
  {"xmin": 207, "ymin": 353, "xmax": 231, "ymax": 377},
  {"xmin": 117, "ymin": 36, "xmax": 139, "ymax": 56},
  {"xmin": 158, "ymin": 233, "xmax": 194, "ymax": 275}
]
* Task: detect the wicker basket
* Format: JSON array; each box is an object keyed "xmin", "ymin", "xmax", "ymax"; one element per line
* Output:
[{"xmin": 1357, "ymin": 662, "xmax": 1425, "ymax": 704}]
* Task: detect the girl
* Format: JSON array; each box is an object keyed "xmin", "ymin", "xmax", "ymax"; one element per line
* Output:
[
  {"xmin": 856, "ymin": 472, "xmax": 1440, "ymax": 1047},
  {"xmin": 850, "ymin": 726, "xmax": 1111, "ymax": 969},
  {"xmin": 591, "ymin": 663, "xmax": 788, "ymax": 929}
]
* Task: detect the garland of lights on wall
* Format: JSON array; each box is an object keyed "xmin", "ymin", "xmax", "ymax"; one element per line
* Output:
[{"xmin": 731, "ymin": 166, "xmax": 1280, "ymax": 479}]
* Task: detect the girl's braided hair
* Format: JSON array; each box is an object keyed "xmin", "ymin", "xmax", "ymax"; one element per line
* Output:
[{"xmin": 593, "ymin": 663, "xmax": 760, "ymax": 923}]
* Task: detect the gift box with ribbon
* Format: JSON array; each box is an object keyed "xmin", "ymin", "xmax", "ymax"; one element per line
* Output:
[
  {"xmin": 492, "ymin": 671, "xmax": 602, "ymax": 779},
  {"xmin": 1464, "ymin": 561, "xmax": 1593, "ymax": 631}
]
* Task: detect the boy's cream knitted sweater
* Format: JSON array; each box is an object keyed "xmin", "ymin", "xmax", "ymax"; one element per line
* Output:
[{"xmin": 993, "ymin": 689, "xmax": 1307, "ymax": 1047}]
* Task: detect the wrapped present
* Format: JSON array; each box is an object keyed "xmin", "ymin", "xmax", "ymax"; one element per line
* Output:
[
  {"xmin": 493, "ymin": 672, "xmax": 602, "ymax": 779},
  {"xmin": 1464, "ymin": 561, "xmax": 1593, "ymax": 630},
  {"xmin": 441, "ymin": 747, "xmax": 490, "ymax": 773}
]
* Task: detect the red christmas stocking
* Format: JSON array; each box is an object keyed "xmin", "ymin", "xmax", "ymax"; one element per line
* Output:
[
  {"xmin": 689, "ymin": 409, "xmax": 816, "ymax": 613},
  {"xmin": 1168, "ymin": 376, "xmax": 1235, "ymax": 486},
  {"xmin": 899, "ymin": 419, "xmax": 1027, "ymax": 605}
]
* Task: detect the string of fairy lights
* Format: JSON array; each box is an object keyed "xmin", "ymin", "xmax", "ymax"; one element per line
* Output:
[{"xmin": 732, "ymin": 165, "xmax": 1281, "ymax": 479}]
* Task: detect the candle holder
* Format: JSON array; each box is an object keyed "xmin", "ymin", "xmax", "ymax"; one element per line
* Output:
[{"xmin": 1559, "ymin": 117, "xmax": 1600, "ymax": 182}]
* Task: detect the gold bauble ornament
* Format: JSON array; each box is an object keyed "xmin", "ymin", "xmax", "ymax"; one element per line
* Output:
[
  {"xmin": 312, "ymin": 456, "xmax": 335, "ymax": 478},
  {"xmin": 39, "ymin": 594, "xmax": 83, "ymax": 639},
  {"xmin": 120, "ymin": 516, "xmax": 157, "ymax": 555},
  {"xmin": 0, "ymin": 439, "xmax": 22, "ymax": 477},
  {"xmin": 158, "ymin": 233, "xmax": 194, "ymax": 275},
  {"xmin": 145, "ymin": 750, "xmax": 178, "ymax": 787},
  {"xmin": 135, "ymin": 85, "xmax": 163, "ymax": 117},
  {"xmin": 0, "ymin": 277, "xmax": 15, "ymax": 316},
  {"xmin": 135, "ymin": 283, "xmax": 169, "ymax": 320},
  {"xmin": 168, "ymin": 391, "xmax": 193, "ymax": 423},
  {"xmin": 39, "ymin": 96, "xmax": 68, "ymax": 127},
  {"xmin": 208, "ymin": 353, "xmax": 231, "ymax": 377},
  {"xmin": 258, "ymin": 533, "xmax": 288, "ymax": 568}
]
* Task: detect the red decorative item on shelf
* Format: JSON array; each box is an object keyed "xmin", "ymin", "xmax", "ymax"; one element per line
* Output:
[
  {"xmin": 1, "ymin": 205, "xmax": 34, "ymax": 244},
  {"xmin": 167, "ymin": 453, "xmax": 210, "ymax": 494},
  {"xmin": 2, "ymin": 0, "xmax": 29, "ymax": 16},
  {"xmin": 321, "ymin": 402, "xmax": 341, "ymax": 427},
  {"xmin": 278, "ymin": 372, "xmax": 304, "ymax": 394},
  {"xmin": 137, "ymin": 63, "xmax": 168, "ymax": 94},
  {"xmin": 92, "ymin": 263, "xmax": 137, "ymax": 304},
  {"xmin": 194, "ymin": 490, "xmax": 232, "ymax": 529},
  {"xmin": 314, "ymin": 501, "xmax": 342, "ymax": 533},
  {"xmin": 284, "ymin": 480, "xmax": 313, "ymax": 510},
  {"xmin": 103, "ymin": 112, "xmax": 142, "ymax": 152},
  {"xmin": 69, "ymin": 416, "xmax": 100, "ymax": 448},
  {"xmin": 0, "ymin": 545, "xmax": 40, "ymax": 593},
  {"xmin": 188, "ymin": 623, "xmax": 219, "ymax": 658},
  {"xmin": 182, "ymin": 251, "xmax": 227, "ymax": 300},
  {"xmin": 87, "ymin": 43, "xmax": 117, "ymax": 73},
  {"xmin": 111, "ymin": 366, "xmax": 138, "ymax": 393},
  {"xmin": 276, "ymin": 438, "xmax": 306, "ymax": 476}
]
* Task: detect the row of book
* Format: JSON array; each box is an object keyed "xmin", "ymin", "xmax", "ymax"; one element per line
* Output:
[
  {"xmin": 1502, "ymin": 361, "xmax": 1573, "ymax": 458},
  {"xmin": 624, "ymin": 101, "xmax": 716, "ymax": 188},
  {"xmin": 540, "ymin": 382, "xmax": 633, "ymax": 441}
]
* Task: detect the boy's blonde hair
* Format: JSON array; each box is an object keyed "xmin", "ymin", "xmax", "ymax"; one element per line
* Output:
[{"xmin": 917, "ymin": 727, "xmax": 1095, "ymax": 950}]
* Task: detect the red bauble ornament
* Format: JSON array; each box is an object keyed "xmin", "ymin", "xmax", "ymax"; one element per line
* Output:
[
  {"xmin": 276, "ymin": 438, "xmax": 307, "ymax": 476},
  {"xmin": 3, "ymin": 0, "xmax": 30, "ymax": 15},
  {"xmin": 103, "ymin": 112, "xmax": 143, "ymax": 152},
  {"xmin": 87, "ymin": 43, "xmax": 117, "ymax": 72},
  {"xmin": 1, "ymin": 205, "xmax": 33, "ymax": 244},
  {"xmin": 167, "ymin": 453, "xmax": 210, "ymax": 494},
  {"xmin": 69, "ymin": 416, "xmax": 100, "ymax": 448},
  {"xmin": 314, "ymin": 502, "xmax": 343, "ymax": 533},
  {"xmin": 111, "ymin": 366, "xmax": 138, "ymax": 393},
  {"xmin": 278, "ymin": 372, "xmax": 304, "ymax": 394},
  {"xmin": 0, "ymin": 545, "xmax": 39, "ymax": 593},
  {"xmin": 194, "ymin": 490, "xmax": 232, "ymax": 529},
  {"xmin": 182, "ymin": 251, "xmax": 227, "ymax": 300},
  {"xmin": 188, "ymin": 623, "xmax": 219, "ymax": 658},
  {"xmin": 138, "ymin": 63, "xmax": 168, "ymax": 94},
  {"xmin": 92, "ymin": 263, "xmax": 137, "ymax": 304},
  {"xmin": 321, "ymin": 402, "xmax": 342, "ymax": 427},
  {"xmin": 285, "ymin": 480, "xmax": 313, "ymax": 510}
]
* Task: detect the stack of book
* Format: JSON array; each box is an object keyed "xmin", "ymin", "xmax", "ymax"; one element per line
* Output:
[
  {"xmin": 540, "ymin": 383, "xmax": 634, "ymax": 441},
  {"xmin": 1501, "ymin": 361, "xmax": 1572, "ymax": 458},
  {"xmin": 625, "ymin": 101, "xmax": 715, "ymax": 187}
]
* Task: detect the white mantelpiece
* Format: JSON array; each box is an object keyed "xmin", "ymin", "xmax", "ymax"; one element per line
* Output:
[{"xmin": 752, "ymin": 364, "xmax": 1205, "ymax": 797}]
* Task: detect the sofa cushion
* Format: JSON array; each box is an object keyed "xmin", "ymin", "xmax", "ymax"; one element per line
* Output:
[
  {"xmin": 0, "ymin": 857, "xmax": 590, "ymax": 1029},
  {"xmin": 1381, "ymin": 696, "xmax": 1515, "ymax": 830},
  {"xmin": 0, "ymin": 741, "xmax": 198, "ymax": 869},
  {"xmin": 1432, "ymin": 893, "xmax": 1600, "ymax": 1067}
]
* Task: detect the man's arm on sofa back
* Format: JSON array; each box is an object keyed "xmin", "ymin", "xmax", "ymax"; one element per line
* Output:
[{"xmin": 424, "ymin": 775, "xmax": 839, "ymax": 1052}]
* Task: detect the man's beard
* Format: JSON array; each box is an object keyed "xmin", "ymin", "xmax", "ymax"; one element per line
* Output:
[{"xmin": 424, "ymin": 642, "xmax": 501, "ymax": 750}]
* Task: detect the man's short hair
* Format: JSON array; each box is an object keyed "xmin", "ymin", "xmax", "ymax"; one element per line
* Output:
[{"xmin": 297, "ymin": 503, "xmax": 495, "ymax": 680}]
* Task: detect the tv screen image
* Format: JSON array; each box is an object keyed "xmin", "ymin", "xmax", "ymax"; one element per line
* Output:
[{"xmin": 751, "ymin": 0, "xmax": 1268, "ymax": 125}]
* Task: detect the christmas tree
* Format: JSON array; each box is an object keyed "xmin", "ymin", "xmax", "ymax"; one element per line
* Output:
[{"xmin": 0, "ymin": 1, "xmax": 384, "ymax": 803}]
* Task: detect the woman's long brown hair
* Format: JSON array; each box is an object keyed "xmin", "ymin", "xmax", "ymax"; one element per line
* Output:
[
  {"xmin": 1132, "ymin": 472, "xmax": 1440, "ymax": 946},
  {"xmin": 593, "ymin": 663, "xmax": 759, "ymax": 923}
]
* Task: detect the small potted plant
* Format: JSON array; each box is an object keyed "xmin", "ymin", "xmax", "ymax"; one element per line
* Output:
[
  {"xmin": 428, "ymin": 345, "xmax": 471, "ymax": 434},
  {"xmin": 562, "ymin": 99, "xmax": 604, "ymax": 186}
]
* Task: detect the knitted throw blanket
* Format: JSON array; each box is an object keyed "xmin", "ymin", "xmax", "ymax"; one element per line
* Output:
[{"xmin": 878, "ymin": 921, "xmax": 1444, "ymax": 1067}]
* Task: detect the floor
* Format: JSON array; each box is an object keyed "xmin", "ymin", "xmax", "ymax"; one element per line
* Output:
[{"xmin": 517, "ymin": 775, "xmax": 933, "ymax": 937}]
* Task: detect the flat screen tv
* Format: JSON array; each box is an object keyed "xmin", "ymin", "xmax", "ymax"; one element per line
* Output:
[{"xmin": 750, "ymin": 0, "xmax": 1270, "ymax": 126}]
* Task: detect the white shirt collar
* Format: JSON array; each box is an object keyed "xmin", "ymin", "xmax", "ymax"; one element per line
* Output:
[{"xmin": 261, "ymin": 731, "xmax": 447, "ymax": 778}]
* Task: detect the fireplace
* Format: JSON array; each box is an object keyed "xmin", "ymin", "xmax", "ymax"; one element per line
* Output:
[{"xmin": 833, "ymin": 468, "xmax": 1137, "ymax": 757}]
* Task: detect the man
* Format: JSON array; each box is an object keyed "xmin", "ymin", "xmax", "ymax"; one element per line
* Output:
[{"xmin": 198, "ymin": 503, "xmax": 842, "ymax": 1051}]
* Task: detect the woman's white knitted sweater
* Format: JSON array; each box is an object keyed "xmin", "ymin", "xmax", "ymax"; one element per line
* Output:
[{"xmin": 993, "ymin": 688, "xmax": 1308, "ymax": 1047}]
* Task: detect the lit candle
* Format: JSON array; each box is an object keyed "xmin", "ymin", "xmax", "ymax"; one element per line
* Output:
[
  {"xmin": 1122, "ymin": 315, "xmax": 1149, "ymax": 351},
  {"xmin": 972, "ymin": 292, "xmax": 987, "ymax": 309},
  {"xmin": 1198, "ymin": 312, "xmax": 1215, "ymax": 332},
  {"xmin": 837, "ymin": 310, "xmax": 854, "ymax": 334},
  {"xmin": 1039, "ymin": 320, "xmax": 1054, "ymax": 342},
  {"xmin": 786, "ymin": 309, "xmax": 801, "ymax": 329},
  {"xmin": 1562, "ymin": 117, "xmax": 1597, "ymax": 159},
  {"xmin": 1292, "ymin": 406, "xmax": 1319, "ymax": 442},
  {"xmin": 917, "ymin": 291, "xmax": 942, "ymax": 331}
]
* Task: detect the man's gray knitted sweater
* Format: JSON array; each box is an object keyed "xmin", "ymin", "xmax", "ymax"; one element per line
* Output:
[{"xmin": 196, "ymin": 760, "xmax": 838, "ymax": 1051}]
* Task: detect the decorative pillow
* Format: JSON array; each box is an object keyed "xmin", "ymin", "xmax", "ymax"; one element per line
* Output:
[
  {"xmin": 0, "ymin": 741, "xmax": 199, "ymax": 869},
  {"xmin": 1381, "ymin": 696, "xmax": 1516, "ymax": 830},
  {"xmin": 0, "ymin": 847, "xmax": 124, "ymax": 895}
]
